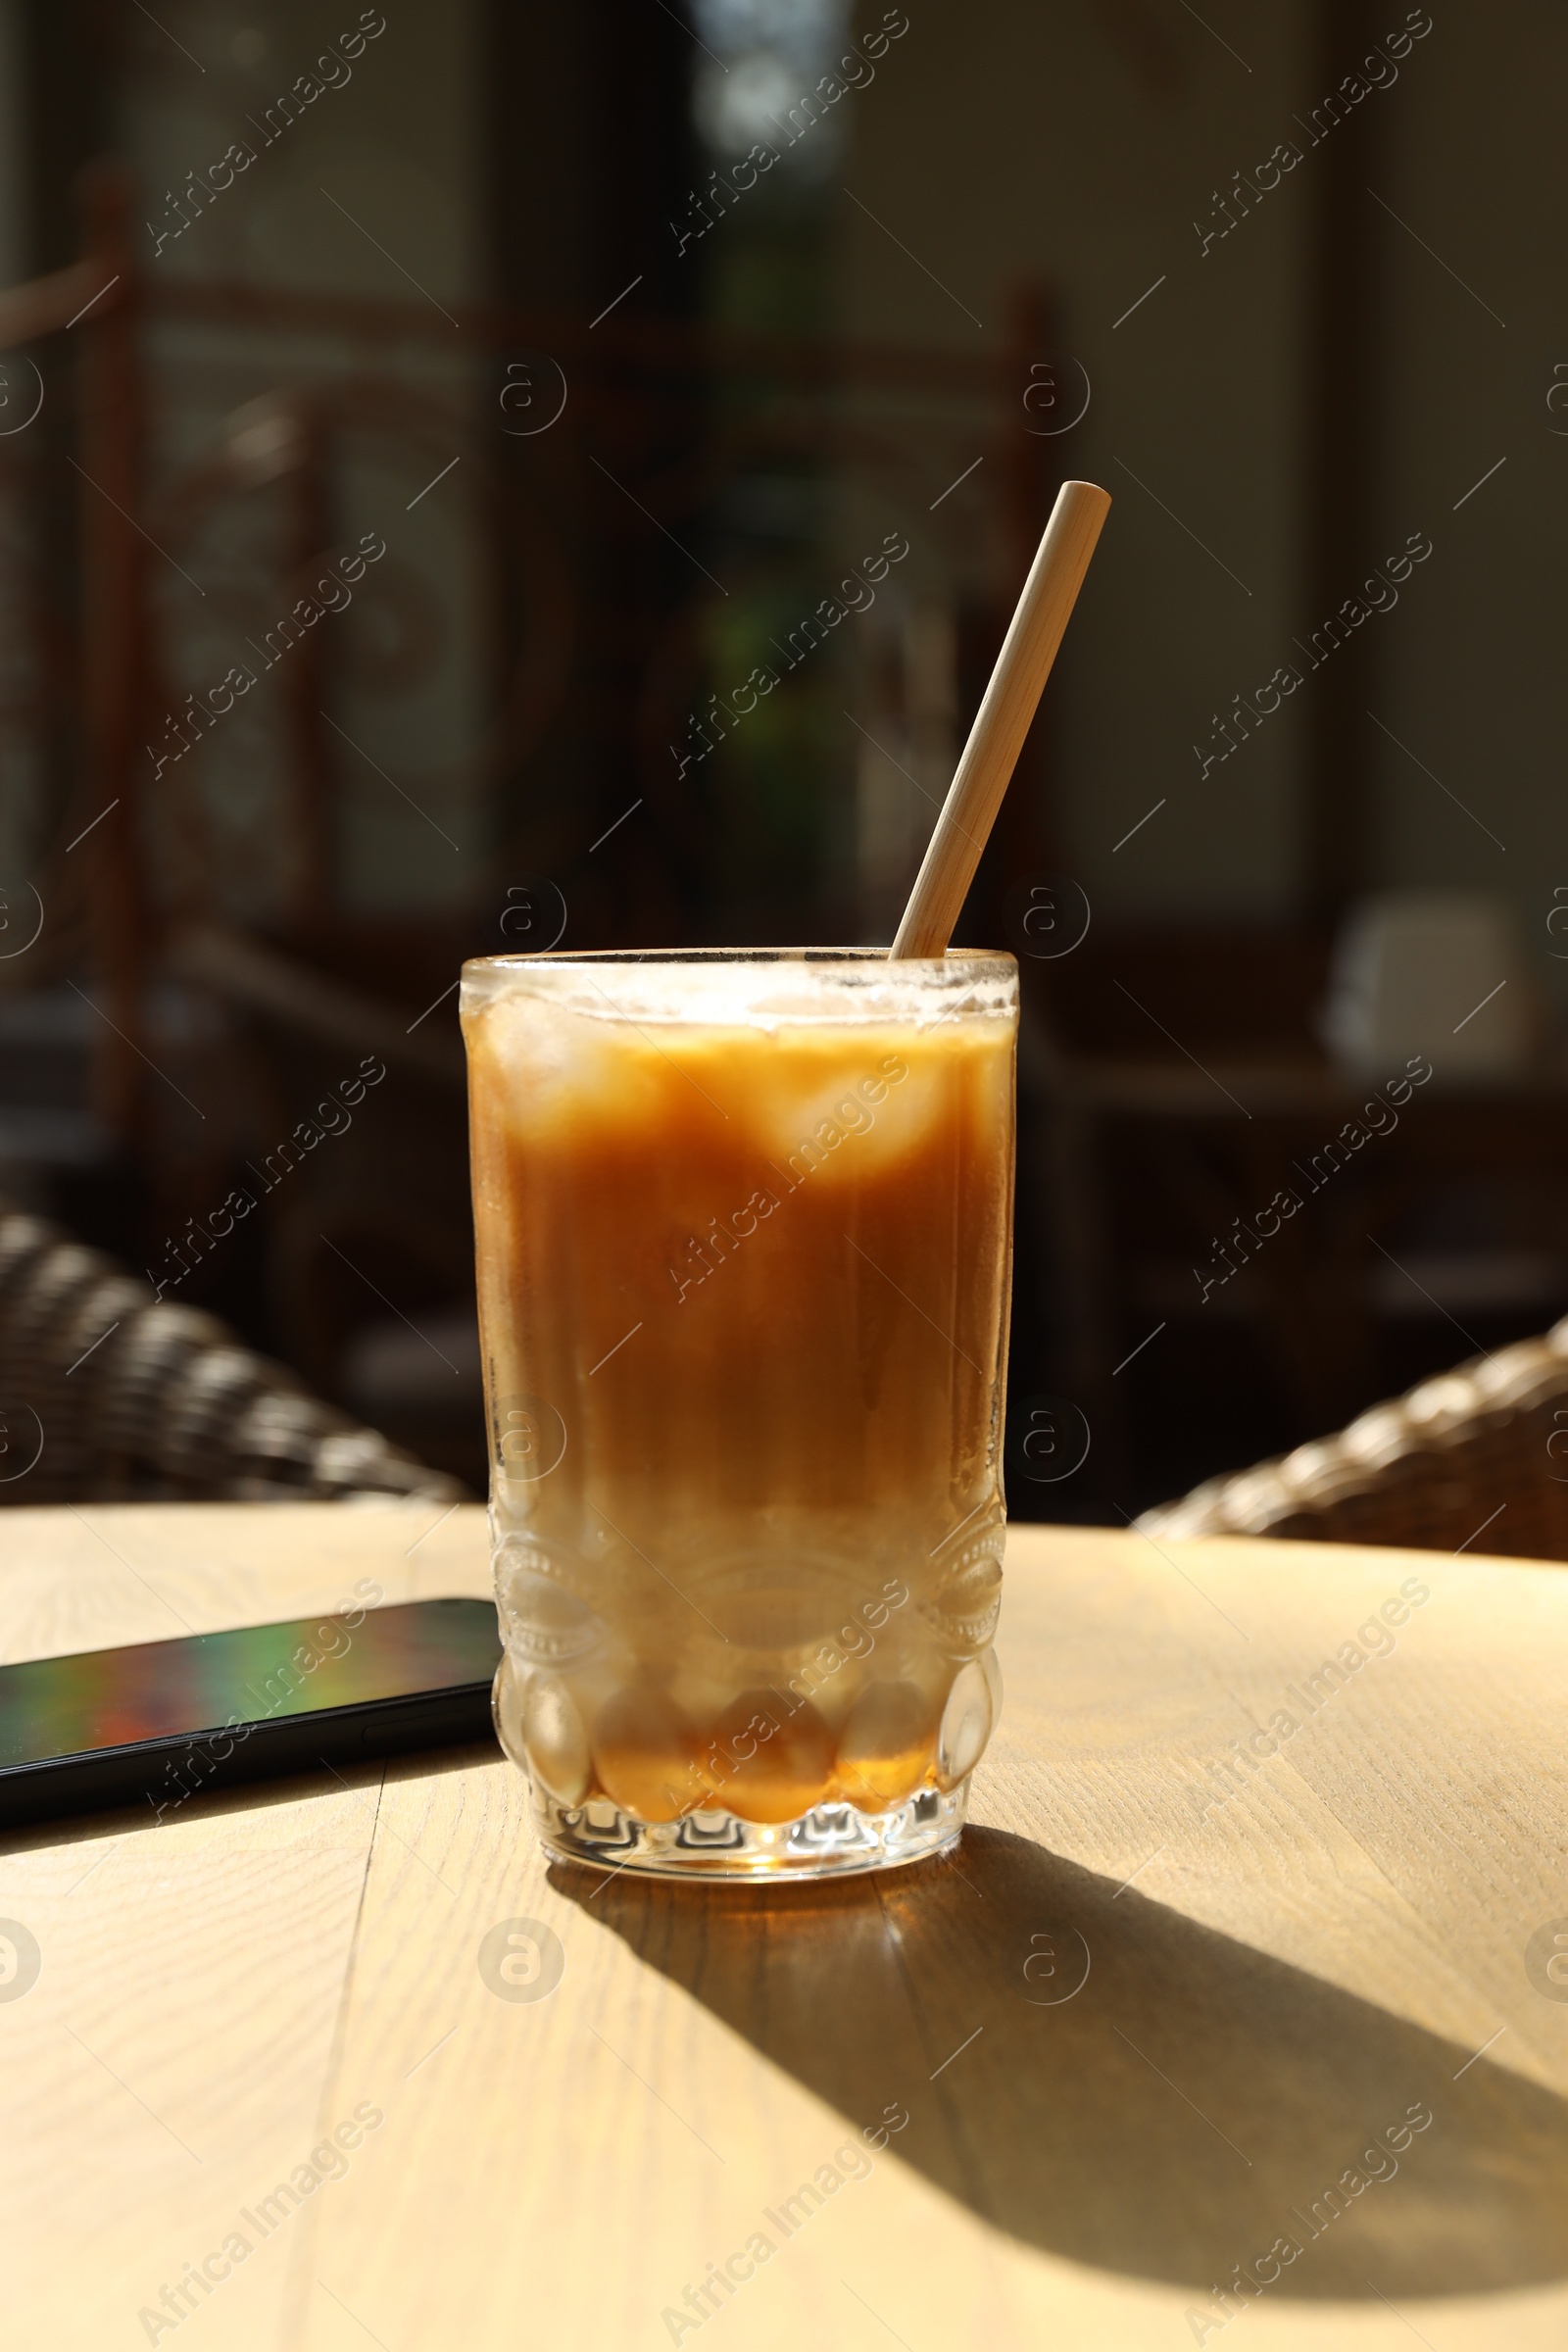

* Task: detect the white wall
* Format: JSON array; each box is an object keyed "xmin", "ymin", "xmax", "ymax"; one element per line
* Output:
[{"xmin": 841, "ymin": 0, "xmax": 1314, "ymax": 923}]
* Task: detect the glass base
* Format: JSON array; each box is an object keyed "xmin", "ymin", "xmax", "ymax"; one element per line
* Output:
[{"xmin": 534, "ymin": 1778, "xmax": 970, "ymax": 1881}]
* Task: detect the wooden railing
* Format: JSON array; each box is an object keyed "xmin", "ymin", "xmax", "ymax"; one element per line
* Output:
[{"xmin": 0, "ymin": 166, "xmax": 1064, "ymax": 1151}]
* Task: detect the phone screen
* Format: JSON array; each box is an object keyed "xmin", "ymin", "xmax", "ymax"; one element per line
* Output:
[{"xmin": 0, "ymin": 1598, "xmax": 502, "ymax": 1769}]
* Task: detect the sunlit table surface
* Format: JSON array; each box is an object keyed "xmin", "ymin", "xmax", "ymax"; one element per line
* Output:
[{"xmin": 3, "ymin": 1502, "xmax": 1566, "ymax": 2351}]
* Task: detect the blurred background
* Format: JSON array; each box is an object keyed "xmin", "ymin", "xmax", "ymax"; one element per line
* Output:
[{"xmin": 0, "ymin": 0, "xmax": 1564, "ymax": 1521}]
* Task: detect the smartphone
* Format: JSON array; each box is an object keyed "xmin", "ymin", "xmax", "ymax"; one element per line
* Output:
[{"xmin": 0, "ymin": 1596, "xmax": 503, "ymax": 1831}]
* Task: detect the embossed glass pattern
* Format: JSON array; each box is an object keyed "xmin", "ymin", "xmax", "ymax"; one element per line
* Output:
[{"xmin": 461, "ymin": 949, "xmax": 1017, "ymax": 1878}]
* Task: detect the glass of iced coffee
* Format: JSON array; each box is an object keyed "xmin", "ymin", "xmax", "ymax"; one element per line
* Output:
[{"xmin": 461, "ymin": 949, "xmax": 1016, "ymax": 1879}]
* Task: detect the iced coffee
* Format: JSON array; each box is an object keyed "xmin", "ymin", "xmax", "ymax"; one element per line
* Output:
[{"xmin": 461, "ymin": 949, "xmax": 1017, "ymax": 1878}]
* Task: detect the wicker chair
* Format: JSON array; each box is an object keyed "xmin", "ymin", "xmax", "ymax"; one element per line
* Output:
[
  {"xmin": 0, "ymin": 1207, "xmax": 465, "ymax": 1507},
  {"xmin": 1136, "ymin": 1320, "xmax": 1568, "ymax": 1561}
]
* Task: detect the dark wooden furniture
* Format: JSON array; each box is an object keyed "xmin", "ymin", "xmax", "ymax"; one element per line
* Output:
[{"xmin": 1021, "ymin": 928, "xmax": 1568, "ymax": 1506}]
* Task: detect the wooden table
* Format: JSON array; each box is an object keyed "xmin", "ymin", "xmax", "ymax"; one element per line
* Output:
[{"xmin": 4, "ymin": 1504, "xmax": 1567, "ymax": 2350}]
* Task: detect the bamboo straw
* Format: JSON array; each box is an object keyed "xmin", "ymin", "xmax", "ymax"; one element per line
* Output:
[{"xmin": 889, "ymin": 478, "xmax": 1110, "ymax": 959}]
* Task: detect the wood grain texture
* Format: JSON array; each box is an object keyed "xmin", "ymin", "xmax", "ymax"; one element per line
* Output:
[{"xmin": 3, "ymin": 1503, "xmax": 1566, "ymax": 2349}]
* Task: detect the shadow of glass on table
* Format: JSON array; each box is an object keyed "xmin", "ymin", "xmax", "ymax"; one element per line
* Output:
[{"xmin": 552, "ymin": 1827, "xmax": 1568, "ymax": 2301}]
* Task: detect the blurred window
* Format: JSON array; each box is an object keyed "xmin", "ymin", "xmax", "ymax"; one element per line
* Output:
[{"xmin": 690, "ymin": 0, "xmax": 852, "ymax": 175}]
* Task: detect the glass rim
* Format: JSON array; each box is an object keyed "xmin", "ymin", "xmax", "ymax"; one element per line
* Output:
[
  {"xmin": 461, "ymin": 946, "xmax": 1017, "ymax": 1026},
  {"xmin": 464, "ymin": 947, "xmax": 1015, "ymax": 971}
]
